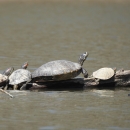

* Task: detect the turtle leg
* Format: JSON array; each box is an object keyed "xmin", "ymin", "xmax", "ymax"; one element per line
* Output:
[
  {"xmin": 4, "ymin": 85, "xmax": 8, "ymax": 90},
  {"xmin": 81, "ymin": 68, "xmax": 88, "ymax": 78},
  {"xmin": 20, "ymin": 83, "xmax": 27, "ymax": 90},
  {"xmin": 95, "ymin": 78, "xmax": 100, "ymax": 85},
  {"xmin": 20, "ymin": 79, "xmax": 32, "ymax": 90},
  {"xmin": 13, "ymin": 84, "xmax": 18, "ymax": 90},
  {"xmin": 20, "ymin": 80, "xmax": 31, "ymax": 90},
  {"xmin": 4, "ymin": 79, "xmax": 9, "ymax": 90}
]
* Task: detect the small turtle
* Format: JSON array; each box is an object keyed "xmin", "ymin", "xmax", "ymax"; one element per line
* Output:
[
  {"xmin": 9, "ymin": 62, "xmax": 32, "ymax": 90},
  {"xmin": 32, "ymin": 52, "xmax": 88, "ymax": 82},
  {"xmin": 0, "ymin": 67, "xmax": 14, "ymax": 98},
  {"xmin": 0, "ymin": 67, "xmax": 14, "ymax": 89},
  {"xmin": 92, "ymin": 67, "xmax": 116, "ymax": 83}
]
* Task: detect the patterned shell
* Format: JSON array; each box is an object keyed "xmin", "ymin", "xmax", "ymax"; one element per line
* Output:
[
  {"xmin": 0, "ymin": 74, "xmax": 7, "ymax": 83},
  {"xmin": 32, "ymin": 60, "xmax": 82, "ymax": 81},
  {"xmin": 9, "ymin": 69, "xmax": 32, "ymax": 85},
  {"xmin": 92, "ymin": 67, "xmax": 114, "ymax": 80}
]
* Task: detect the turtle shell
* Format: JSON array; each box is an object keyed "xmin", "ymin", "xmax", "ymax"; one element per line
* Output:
[
  {"xmin": 32, "ymin": 60, "xmax": 82, "ymax": 81},
  {"xmin": 92, "ymin": 67, "xmax": 114, "ymax": 80},
  {"xmin": 9, "ymin": 69, "xmax": 32, "ymax": 85},
  {"xmin": 0, "ymin": 74, "xmax": 8, "ymax": 86}
]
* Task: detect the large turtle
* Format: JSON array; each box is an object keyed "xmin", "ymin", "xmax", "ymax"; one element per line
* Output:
[
  {"xmin": 32, "ymin": 52, "xmax": 88, "ymax": 82},
  {"xmin": 9, "ymin": 62, "xmax": 32, "ymax": 90},
  {"xmin": 91, "ymin": 67, "xmax": 116, "ymax": 83}
]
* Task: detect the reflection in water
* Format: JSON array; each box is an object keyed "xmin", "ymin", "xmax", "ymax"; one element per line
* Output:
[
  {"xmin": 92, "ymin": 90, "xmax": 114, "ymax": 97},
  {"xmin": 10, "ymin": 90, "xmax": 29, "ymax": 97},
  {"xmin": 39, "ymin": 126, "xmax": 58, "ymax": 130},
  {"xmin": 0, "ymin": 1, "xmax": 130, "ymax": 130}
]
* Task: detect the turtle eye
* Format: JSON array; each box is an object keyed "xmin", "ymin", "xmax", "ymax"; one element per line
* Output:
[
  {"xmin": 83, "ymin": 52, "xmax": 88, "ymax": 58},
  {"xmin": 83, "ymin": 54, "xmax": 86, "ymax": 59}
]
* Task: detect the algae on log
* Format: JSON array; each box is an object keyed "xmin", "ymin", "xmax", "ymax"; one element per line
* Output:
[{"xmin": 29, "ymin": 69, "xmax": 130, "ymax": 91}]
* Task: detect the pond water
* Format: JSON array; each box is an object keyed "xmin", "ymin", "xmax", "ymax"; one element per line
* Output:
[{"xmin": 0, "ymin": 1, "xmax": 130, "ymax": 130}]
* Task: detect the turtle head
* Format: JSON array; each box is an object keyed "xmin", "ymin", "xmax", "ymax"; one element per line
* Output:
[
  {"xmin": 78, "ymin": 52, "xmax": 88, "ymax": 66},
  {"xmin": 3, "ymin": 67, "xmax": 14, "ymax": 76},
  {"xmin": 21, "ymin": 62, "xmax": 28, "ymax": 69}
]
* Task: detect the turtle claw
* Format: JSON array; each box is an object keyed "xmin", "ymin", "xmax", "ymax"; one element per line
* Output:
[{"xmin": 95, "ymin": 78, "xmax": 100, "ymax": 85}]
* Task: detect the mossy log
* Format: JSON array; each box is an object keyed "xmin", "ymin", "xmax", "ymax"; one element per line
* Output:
[{"xmin": 29, "ymin": 69, "xmax": 130, "ymax": 91}]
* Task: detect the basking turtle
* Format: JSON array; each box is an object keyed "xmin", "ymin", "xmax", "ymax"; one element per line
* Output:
[
  {"xmin": 9, "ymin": 62, "xmax": 32, "ymax": 90},
  {"xmin": 0, "ymin": 67, "xmax": 14, "ymax": 97},
  {"xmin": 32, "ymin": 52, "xmax": 88, "ymax": 82},
  {"xmin": 0, "ymin": 74, "xmax": 7, "ymax": 87},
  {"xmin": 0, "ymin": 67, "xmax": 14, "ymax": 89},
  {"xmin": 92, "ymin": 67, "xmax": 116, "ymax": 83}
]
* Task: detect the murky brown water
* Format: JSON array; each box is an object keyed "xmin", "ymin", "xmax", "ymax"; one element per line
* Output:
[{"xmin": 0, "ymin": 1, "xmax": 130, "ymax": 130}]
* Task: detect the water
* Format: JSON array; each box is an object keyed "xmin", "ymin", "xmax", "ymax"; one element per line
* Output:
[{"xmin": 0, "ymin": 1, "xmax": 130, "ymax": 130}]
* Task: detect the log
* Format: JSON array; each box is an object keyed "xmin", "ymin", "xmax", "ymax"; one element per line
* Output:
[{"xmin": 29, "ymin": 69, "xmax": 130, "ymax": 91}]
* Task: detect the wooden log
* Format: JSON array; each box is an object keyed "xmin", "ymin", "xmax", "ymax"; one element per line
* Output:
[{"xmin": 29, "ymin": 69, "xmax": 130, "ymax": 91}]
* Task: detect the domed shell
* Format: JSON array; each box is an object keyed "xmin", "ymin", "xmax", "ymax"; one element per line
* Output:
[
  {"xmin": 9, "ymin": 69, "xmax": 31, "ymax": 85},
  {"xmin": 92, "ymin": 67, "xmax": 114, "ymax": 80},
  {"xmin": 32, "ymin": 60, "xmax": 82, "ymax": 81}
]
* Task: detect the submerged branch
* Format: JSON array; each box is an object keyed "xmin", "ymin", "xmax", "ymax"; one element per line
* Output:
[{"xmin": 0, "ymin": 88, "xmax": 14, "ymax": 98}]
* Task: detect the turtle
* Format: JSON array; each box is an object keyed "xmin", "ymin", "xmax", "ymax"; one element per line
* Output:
[
  {"xmin": 9, "ymin": 62, "xmax": 32, "ymax": 90},
  {"xmin": 32, "ymin": 52, "xmax": 88, "ymax": 82},
  {"xmin": 0, "ymin": 67, "xmax": 14, "ymax": 97},
  {"xmin": 91, "ymin": 67, "xmax": 116, "ymax": 83},
  {"xmin": 0, "ymin": 67, "xmax": 14, "ymax": 89}
]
